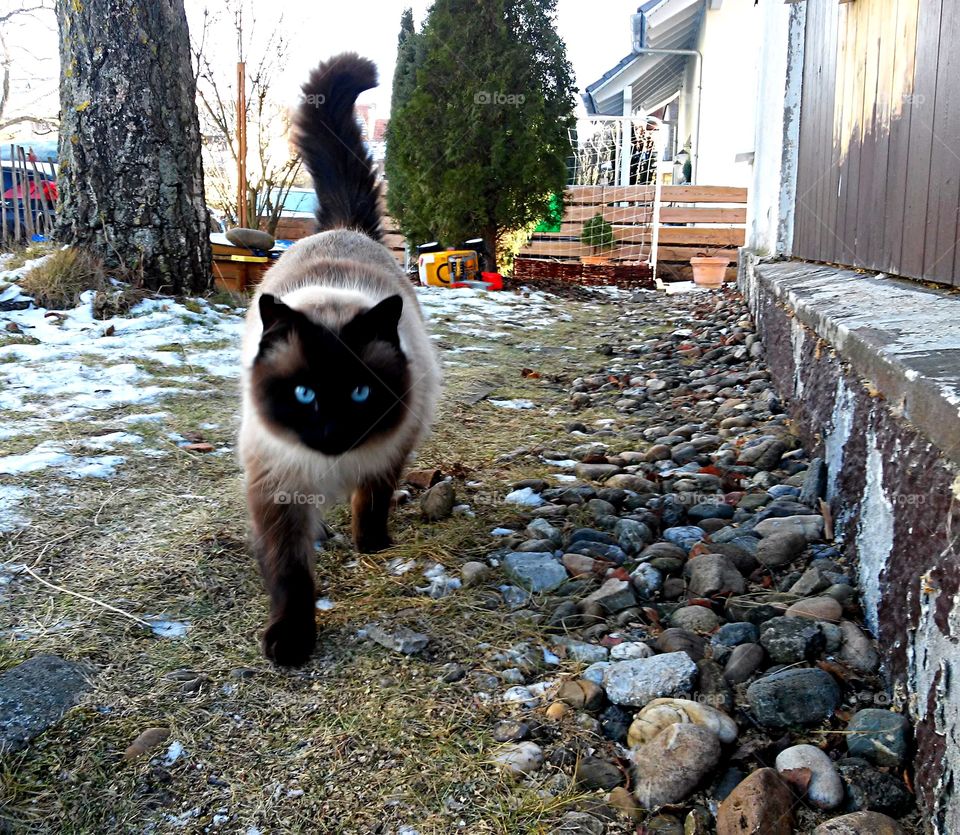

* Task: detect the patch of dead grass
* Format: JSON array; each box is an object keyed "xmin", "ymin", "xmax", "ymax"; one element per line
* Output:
[
  {"xmin": 19, "ymin": 248, "xmax": 110, "ymax": 311},
  {"xmin": 0, "ymin": 288, "xmax": 639, "ymax": 834}
]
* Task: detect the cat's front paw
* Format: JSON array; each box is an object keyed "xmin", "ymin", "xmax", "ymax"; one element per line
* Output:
[
  {"xmin": 354, "ymin": 530, "xmax": 392, "ymax": 554},
  {"xmin": 262, "ymin": 612, "xmax": 317, "ymax": 666}
]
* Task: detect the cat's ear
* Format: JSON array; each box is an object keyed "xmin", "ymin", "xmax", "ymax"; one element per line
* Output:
[
  {"xmin": 345, "ymin": 294, "xmax": 403, "ymax": 347},
  {"xmin": 259, "ymin": 293, "xmax": 295, "ymax": 339}
]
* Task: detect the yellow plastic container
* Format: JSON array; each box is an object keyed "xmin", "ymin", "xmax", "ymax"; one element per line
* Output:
[{"xmin": 418, "ymin": 249, "xmax": 480, "ymax": 287}]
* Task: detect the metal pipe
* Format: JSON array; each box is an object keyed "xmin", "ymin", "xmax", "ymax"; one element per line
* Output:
[{"xmin": 631, "ymin": 47, "xmax": 703, "ymax": 184}]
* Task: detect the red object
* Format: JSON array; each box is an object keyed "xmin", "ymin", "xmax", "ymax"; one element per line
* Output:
[
  {"xmin": 3, "ymin": 180, "xmax": 57, "ymax": 202},
  {"xmin": 449, "ymin": 271, "xmax": 503, "ymax": 291}
]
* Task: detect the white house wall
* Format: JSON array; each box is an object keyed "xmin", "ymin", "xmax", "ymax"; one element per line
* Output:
[{"xmin": 688, "ymin": 0, "xmax": 762, "ymax": 187}]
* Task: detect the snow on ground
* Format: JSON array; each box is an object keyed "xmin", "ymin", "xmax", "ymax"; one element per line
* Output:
[{"xmin": 0, "ymin": 263, "xmax": 567, "ymax": 533}]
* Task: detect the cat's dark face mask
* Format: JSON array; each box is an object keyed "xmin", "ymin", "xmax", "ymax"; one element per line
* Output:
[{"xmin": 252, "ymin": 293, "xmax": 410, "ymax": 456}]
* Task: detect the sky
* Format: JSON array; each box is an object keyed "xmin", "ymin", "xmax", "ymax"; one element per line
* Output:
[
  {"xmin": 2, "ymin": 0, "xmax": 641, "ymax": 143},
  {"xmin": 258, "ymin": 0, "xmax": 640, "ymax": 114}
]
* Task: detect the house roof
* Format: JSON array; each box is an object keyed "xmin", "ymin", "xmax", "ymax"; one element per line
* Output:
[{"xmin": 583, "ymin": 0, "xmax": 703, "ymax": 116}]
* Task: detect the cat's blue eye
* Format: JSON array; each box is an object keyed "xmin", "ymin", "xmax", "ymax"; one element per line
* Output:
[
  {"xmin": 294, "ymin": 385, "xmax": 316, "ymax": 404},
  {"xmin": 351, "ymin": 385, "xmax": 370, "ymax": 403}
]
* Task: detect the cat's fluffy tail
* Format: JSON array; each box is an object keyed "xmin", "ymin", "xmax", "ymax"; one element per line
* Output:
[{"xmin": 293, "ymin": 53, "xmax": 381, "ymax": 240}]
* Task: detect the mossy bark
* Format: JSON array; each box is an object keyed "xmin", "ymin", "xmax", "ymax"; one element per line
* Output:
[{"xmin": 55, "ymin": 0, "xmax": 211, "ymax": 293}]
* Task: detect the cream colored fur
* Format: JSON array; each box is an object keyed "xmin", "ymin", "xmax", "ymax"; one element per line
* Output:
[{"xmin": 239, "ymin": 229, "xmax": 441, "ymax": 507}]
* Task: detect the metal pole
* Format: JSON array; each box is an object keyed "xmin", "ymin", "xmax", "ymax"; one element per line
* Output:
[{"xmin": 237, "ymin": 61, "xmax": 248, "ymax": 228}]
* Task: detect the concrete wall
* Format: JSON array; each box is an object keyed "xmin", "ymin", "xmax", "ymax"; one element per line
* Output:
[{"xmin": 741, "ymin": 255, "xmax": 960, "ymax": 833}]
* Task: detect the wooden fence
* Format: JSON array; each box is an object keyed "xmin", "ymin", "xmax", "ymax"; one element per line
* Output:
[
  {"xmin": 793, "ymin": 0, "xmax": 960, "ymax": 287},
  {"xmin": 1, "ymin": 145, "xmax": 57, "ymax": 244},
  {"xmin": 518, "ymin": 184, "xmax": 747, "ymax": 282},
  {"xmin": 269, "ymin": 206, "xmax": 407, "ymax": 266},
  {"xmin": 267, "ymin": 184, "xmax": 747, "ymax": 282}
]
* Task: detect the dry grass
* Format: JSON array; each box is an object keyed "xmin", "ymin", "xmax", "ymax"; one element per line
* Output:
[
  {"xmin": 0, "ymin": 289, "xmax": 640, "ymax": 834},
  {"xmin": 18, "ymin": 248, "xmax": 109, "ymax": 311}
]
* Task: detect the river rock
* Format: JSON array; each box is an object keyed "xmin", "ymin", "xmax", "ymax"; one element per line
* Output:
[
  {"xmin": 583, "ymin": 578, "xmax": 636, "ymax": 613},
  {"xmin": 556, "ymin": 679, "xmax": 604, "ymax": 711},
  {"xmin": 785, "ymin": 595, "xmax": 843, "ymax": 622},
  {"xmin": 811, "ymin": 812, "xmax": 906, "ymax": 835},
  {"xmin": 775, "ymin": 743, "xmax": 844, "ymax": 809},
  {"xmin": 603, "ymin": 651, "xmax": 698, "ymax": 707},
  {"xmin": 754, "ymin": 531, "xmax": 807, "ymax": 567},
  {"xmin": 575, "ymin": 755, "xmax": 623, "ymax": 790},
  {"xmin": 609, "ymin": 641, "xmax": 654, "ymax": 661},
  {"xmin": 670, "ymin": 605, "xmax": 720, "ymax": 632},
  {"xmin": 753, "ymin": 514, "xmax": 824, "ymax": 541},
  {"xmin": 723, "ymin": 643, "xmax": 765, "ymax": 684},
  {"xmin": 686, "ymin": 554, "xmax": 745, "ymax": 597},
  {"xmin": 503, "ymin": 552, "xmax": 567, "ymax": 593},
  {"xmin": 0, "ymin": 655, "xmax": 90, "ymax": 753},
  {"xmin": 716, "ymin": 767, "xmax": 793, "ymax": 835},
  {"xmin": 575, "ymin": 462, "xmax": 621, "ymax": 481},
  {"xmin": 630, "ymin": 724, "xmax": 721, "ymax": 808},
  {"xmin": 747, "ymin": 668, "xmax": 840, "ymax": 727},
  {"xmin": 493, "ymin": 741, "xmax": 543, "ymax": 776},
  {"xmin": 845, "ymin": 709, "xmax": 910, "ymax": 768},
  {"xmin": 759, "ymin": 616, "xmax": 825, "ymax": 664},
  {"xmin": 838, "ymin": 621, "xmax": 880, "ymax": 674},
  {"xmin": 836, "ymin": 757, "xmax": 912, "ymax": 815},
  {"xmin": 626, "ymin": 697, "xmax": 738, "ymax": 747},
  {"xmin": 421, "ymin": 480, "xmax": 456, "ymax": 520}
]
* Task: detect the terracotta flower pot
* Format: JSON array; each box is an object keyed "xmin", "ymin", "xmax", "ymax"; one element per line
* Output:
[{"xmin": 690, "ymin": 255, "xmax": 731, "ymax": 288}]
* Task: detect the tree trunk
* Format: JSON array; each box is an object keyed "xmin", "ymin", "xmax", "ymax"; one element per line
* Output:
[
  {"xmin": 55, "ymin": 0, "xmax": 212, "ymax": 294},
  {"xmin": 481, "ymin": 225, "xmax": 499, "ymax": 273}
]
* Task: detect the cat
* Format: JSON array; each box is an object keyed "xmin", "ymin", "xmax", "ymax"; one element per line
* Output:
[{"xmin": 238, "ymin": 53, "xmax": 441, "ymax": 666}]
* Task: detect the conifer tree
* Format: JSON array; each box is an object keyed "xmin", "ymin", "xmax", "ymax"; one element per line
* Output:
[{"xmin": 386, "ymin": 0, "xmax": 574, "ymax": 270}]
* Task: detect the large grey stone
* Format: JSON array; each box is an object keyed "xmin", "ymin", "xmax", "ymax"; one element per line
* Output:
[
  {"xmin": 503, "ymin": 552, "xmax": 567, "ymax": 593},
  {"xmin": 0, "ymin": 655, "xmax": 90, "ymax": 752},
  {"xmin": 846, "ymin": 709, "xmax": 910, "ymax": 768},
  {"xmin": 686, "ymin": 554, "xmax": 745, "ymax": 597},
  {"xmin": 602, "ymin": 651, "xmax": 698, "ymax": 707},
  {"xmin": 747, "ymin": 668, "xmax": 840, "ymax": 727},
  {"xmin": 630, "ymin": 724, "xmax": 721, "ymax": 808}
]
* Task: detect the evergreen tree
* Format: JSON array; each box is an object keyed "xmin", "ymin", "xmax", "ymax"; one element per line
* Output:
[
  {"xmin": 384, "ymin": 8, "xmax": 430, "ymax": 250},
  {"xmin": 386, "ymin": 0, "xmax": 575, "ymax": 270}
]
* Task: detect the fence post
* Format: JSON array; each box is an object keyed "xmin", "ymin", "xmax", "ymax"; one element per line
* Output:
[
  {"xmin": 10, "ymin": 145, "xmax": 20, "ymax": 242},
  {"xmin": 28, "ymin": 154, "xmax": 54, "ymax": 235},
  {"xmin": 18, "ymin": 147, "xmax": 35, "ymax": 239}
]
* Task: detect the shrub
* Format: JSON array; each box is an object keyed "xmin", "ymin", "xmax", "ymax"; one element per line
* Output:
[
  {"xmin": 20, "ymin": 247, "xmax": 109, "ymax": 310},
  {"xmin": 581, "ymin": 213, "xmax": 615, "ymax": 252}
]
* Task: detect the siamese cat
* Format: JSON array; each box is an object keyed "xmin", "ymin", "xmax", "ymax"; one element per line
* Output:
[{"xmin": 239, "ymin": 54, "xmax": 440, "ymax": 666}]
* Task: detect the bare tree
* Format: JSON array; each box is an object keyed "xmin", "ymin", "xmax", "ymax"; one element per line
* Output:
[
  {"xmin": 0, "ymin": 2, "xmax": 58, "ymax": 133},
  {"xmin": 191, "ymin": 1, "xmax": 302, "ymax": 234}
]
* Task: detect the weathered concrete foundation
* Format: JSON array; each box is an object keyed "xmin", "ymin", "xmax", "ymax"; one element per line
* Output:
[{"xmin": 740, "ymin": 254, "xmax": 960, "ymax": 832}]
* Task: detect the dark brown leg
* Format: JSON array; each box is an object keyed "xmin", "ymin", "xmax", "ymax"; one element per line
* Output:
[
  {"xmin": 351, "ymin": 466, "xmax": 402, "ymax": 553},
  {"xmin": 247, "ymin": 475, "xmax": 317, "ymax": 666}
]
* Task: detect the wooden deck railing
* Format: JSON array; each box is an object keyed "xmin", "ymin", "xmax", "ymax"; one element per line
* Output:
[{"xmin": 265, "ymin": 184, "xmax": 748, "ymax": 282}]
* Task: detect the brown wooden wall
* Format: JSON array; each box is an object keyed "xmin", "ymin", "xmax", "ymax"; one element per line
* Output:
[{"xmin": 794, "ymin": 0, "xmax": 960, "ymax": 287}]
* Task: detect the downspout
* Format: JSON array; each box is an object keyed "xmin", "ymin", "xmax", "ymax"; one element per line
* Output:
[{"xmin": 631, "ymin": 47, "xmax": 703, "ymax": 183}]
